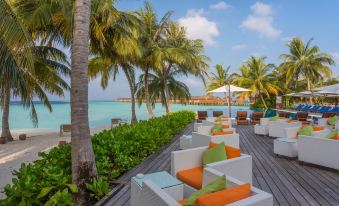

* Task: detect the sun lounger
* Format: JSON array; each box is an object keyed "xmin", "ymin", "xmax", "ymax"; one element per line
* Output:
[
  {"xmin": 213, "ymin": 111, "xmax": 223, "ymax": 117},
  {"xmin": 59, "ymin": 124, "xmax": 71, "ymax": 136},
  {"xmin": 236, "ymin": 111, "xmax": 249, "ymax": 125},
  {"xmin": 197, "ymin": 111, "xmax": 208, "ymax": 123},
  {"xmin": 251, "ymin": 112, "xmax": 263, "ymax": 125}
]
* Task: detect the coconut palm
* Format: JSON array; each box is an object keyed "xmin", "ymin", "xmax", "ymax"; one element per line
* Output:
[
  {"xmin": 206, "ymin": 64, "xmax": 237, "ymax": 110},
  {"xmin": 135, "ymin": 3, "xmax": 173, "ymax": 118},
  {"xmin": 89, "ymin": 57, "xmax": 138, "ymax": 123},
  {"xmin": 70, "ymin": 0, "xmax": 98, "ymax": 205},
  {"xmin": 136, "ymin": 69, "xmax": 191, "ymax": 112},
  {"xmin": 235, "ymin": 56, "xmax": 280, "ymax": 109},
  {"xmin": 280, "ymin": 37, "xmax": 334, "ymax": 91}
]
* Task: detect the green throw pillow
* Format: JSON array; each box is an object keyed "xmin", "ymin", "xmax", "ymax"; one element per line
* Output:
[
  {"xmin": 325, "ymin": 130, "xmax": 337, "ymax": 139},
  {"xmin": 202, "ymin": 142, "xmax": 226, "ymax": 165},
  {"xmin": 211, "ymin": 124, "xmax": 223, "ymax": 133},
  {"xmin": 184, "ymin": 175, "xmax": 226, "ymax": 206},
  {"xmin": 327, "ymin": 117, "xmax": 339, "ymax": 126},
  {"xmin": 270, "ymin": 116, "xmax": 279, "ymax": 121},
  {"xmin": 298, "ymin": 125, "xmax": 313, "ymax": 136}
]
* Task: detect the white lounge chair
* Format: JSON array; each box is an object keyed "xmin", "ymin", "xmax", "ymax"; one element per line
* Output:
[
  {"xmin": 268, "ymin": 120, "xmax": 302, "ymax": 138},
  {"xmin": 254, "ymin": 118, "xmax": 270, "ymax": 135},
  {"xmin": 193, "ymin": 125, "xmax": 239, "ymax": 148},
  {"xmin": 171, "ymin": 146, "xmax": 252, "ymax": 185},
  {"xmin": 139, "ymin": 168, "xmax": 272, "ymax": 206},
  {"xmin": 298, "ymin": 134, "xmax": 339, "ymax": 171}
]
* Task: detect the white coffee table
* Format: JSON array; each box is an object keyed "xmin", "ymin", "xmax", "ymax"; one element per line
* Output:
[
  {"xmin": 274, "ymin": 138, "xmax": 298, "ymax": 158},
  {"xmin": 130, "ymin": 171, "xmax": 184, "ymax": 206}
]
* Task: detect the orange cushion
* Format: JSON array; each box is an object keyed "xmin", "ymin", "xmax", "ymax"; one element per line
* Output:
[
  {"xmin": 215, "ymin": 119, "xmax": 228, "ymax": 122},
  {"xmin": 177, "ymin": 199, "xmax": 186, "ymax": 205},
  {"xmin": 332, "ymin": 134, "xmax": 339, "ymax": 140},
  {"xmin": 222, "ymin": 124, "xmax": 229, "ymax": 129},
  {"xmin": 312, "ymin": 126, "xmax": 324, "ymax": 131},
  {"xmin": 288, "ymin": 120, "xmax": 299, "ymax": 123},
  {"xmin": 212, "ymin": 131, "xmax": 233, "ymax": 136},
  {"xmin": 195, "ymin": 183, "xmax": 251, "ymax": 206},
  {"xmin": 209, "ymin": 142, "xmax": 241, "ymax": 159},
  {"xmin": 176, "ymin": 167, "xmax": 203, "ymax": 189}
]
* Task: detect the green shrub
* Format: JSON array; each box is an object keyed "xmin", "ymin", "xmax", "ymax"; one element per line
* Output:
[{"xmin": 0, "ymin": 110, "xmax": 195, "ymax": 205}]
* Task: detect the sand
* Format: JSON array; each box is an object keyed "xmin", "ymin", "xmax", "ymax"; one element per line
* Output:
[{"xmin": 0, "ymin": 126, "xmax": 110, "ymax": 199}]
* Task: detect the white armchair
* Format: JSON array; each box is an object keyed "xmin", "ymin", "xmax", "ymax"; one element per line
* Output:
[
  {"xmin": 171, "ymin": 146, "xmax": 252, "ymax": 184},
  {"xmin": 284, "ymin": 126, "xmax": 331, "ymax": 139},
  {"xmin": 191, "ymin": 132, "xmax": 239, "ymax": 148},
  {"xmin": 140, "ymin": 168, "xmax": 272, "ymax": 206},
  {"xmin": 298, "ymin": 135, "xmax": 339, "ymax": 170},
  {"xmin": 254, "ymin": 118, "xmax": 270, "ymax": 135},
  {"xmin": 336, "ymin": 120, "xmax": 339, "ymax": 130},
  {"xmin": 268, "ymin": 121, "xmax": 302, "ymax": 138}
]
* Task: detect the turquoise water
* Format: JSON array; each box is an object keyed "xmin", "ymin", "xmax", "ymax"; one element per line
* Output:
[{"xmin": 1, "ymin": 101, "xmax": 250, "ymax": 129}]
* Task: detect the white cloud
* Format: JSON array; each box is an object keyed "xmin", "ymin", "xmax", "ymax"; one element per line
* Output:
[
  {"xmin": 178, "ymin": 9, "xmax": 219, "ymax": 46},
  {"xmin": 241, "ymin": 2, "xmax": 280, "ymax": 38},
  {"xmin": 331, "ymin": 52, "xmax": 339, "ymax": 65},
  {"xmin": 232, "ymin": 44, "xmax": 247, "ymax": 51},
  {"xmin": 210, "ymin": 1, "xmax": 230, "ymax": 10}
]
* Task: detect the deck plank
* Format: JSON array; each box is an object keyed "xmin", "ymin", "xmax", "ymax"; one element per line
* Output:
[{"xmin": 99, "ymin": 124, "xmax": 339, "ymax": 206}]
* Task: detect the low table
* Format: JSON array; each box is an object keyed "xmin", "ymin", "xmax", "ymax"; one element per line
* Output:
[
  {"xmin": 130, "ymin": 171, "xmax": 184, "ymax": 206},
  {"xmin": 274, "ymin": 138, "xmax": 298, "ymax": 158}
]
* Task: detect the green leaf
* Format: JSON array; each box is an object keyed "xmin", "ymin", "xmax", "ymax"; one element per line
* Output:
[
  {"xmin": 38, "ymin": 186, "xmax": 55, "ymax": 198},
  {"xmin": 65, "ymin": 183, "xmax": 78, "ymax": 193}
]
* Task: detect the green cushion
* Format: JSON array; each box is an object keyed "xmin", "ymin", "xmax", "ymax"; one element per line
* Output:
[
  {"xmin": 184, "ymin": 175, "xmax": 226, "ymax": 206},
  {"xmin": 202, "ymin": 142, "xmax": 227, "ymax": 165},
  {"xmin": 211, "ymin": 124, "xmax": 223, "ymax": 133},
  {"xmin": 325, "ymin": 130, "xmax": 337, "ymax": 139},
  {"xmin": 270, "ymin": 116, "xmax": 279, "ymax": 121},
  {"xmin": 327, "ymin": 117, "xmax": 339, "ymax": 125},
  {"xmin": 298, "ymin": 125, "xmax": 313, "ymax": 136}
]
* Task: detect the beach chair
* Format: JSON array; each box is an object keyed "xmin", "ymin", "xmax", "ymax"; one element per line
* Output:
[
  {"xmin": 278, "ymin": 111, "xmax": 290, "ymax": 118},
  {"xmin": 60, "ymin": 124, "xmax": 71, "ymax": 137},
  {"xmin": 213, "ymin": 111, "xmax": 223, "ymax": 117},
  {"xmin": 111, "ymin": 118, "xmax": 123, "ymax": 128},
  {"xmin": 296, "ymin": 112, "xmax": 309, "ymax": 124},
  {"xmin": 251, "ymin": 112, "xmax": 263, "ymax": 125},
  {"xmin": 197, "ymin": 111, "xmax": 208, "ymax": 123},
  {"xmin": 236, "ymin": 111, "xmax": 249, "ymax": 125}
]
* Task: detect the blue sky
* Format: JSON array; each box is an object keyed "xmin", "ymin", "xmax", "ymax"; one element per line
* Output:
[{"xmin": 59, "ymin": 0, "xmax": 339, "ymax": 100}]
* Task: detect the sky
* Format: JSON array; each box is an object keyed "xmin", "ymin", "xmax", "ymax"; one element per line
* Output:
[{"xmin": 54, "ymin": 0, "xmax": 339, "ymax": 101}]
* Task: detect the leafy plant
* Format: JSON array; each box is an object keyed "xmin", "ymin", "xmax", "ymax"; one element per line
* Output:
[{"xmin": 0, "ymin": 111, "xmax": 195, "ymax": 205}]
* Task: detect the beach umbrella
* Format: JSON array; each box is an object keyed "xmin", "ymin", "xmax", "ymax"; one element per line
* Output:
[
  {"xmin": 314, "ymin": 84, "xmax": 339, "ymax": 95},
  {"xmin": 208, "ymin": 85, "xmax": 251, "ymax": 117}
]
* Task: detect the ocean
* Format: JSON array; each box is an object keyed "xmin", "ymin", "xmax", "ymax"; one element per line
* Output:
[{"xmin": 1, "ymin": 101, "xmax": 250, "ymax": 129}]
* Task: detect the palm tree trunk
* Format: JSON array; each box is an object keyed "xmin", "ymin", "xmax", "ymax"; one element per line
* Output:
[
  {"xmin": 164, "ymin": 63, "xmax": 173, "ymax": 112},
  {"xmin": 71, "ymin": 0, "xmax": 97, "ymax": 205},
  {"xmin": 162, "ymin": 90, "xmax": 169, "ymax": 113},
  {"xmin": 1, "ymin": 85, "xmax": 13, "ymax": 142},
  {"xmin": 144, "ymin": 68, "xmax": 154, "ymax": 118},
  {"xmin": 122, "ymin": 67, "xmax": 137, "ymax": 123},
  {"xmin": 259, "ymin": 93, "xmax": 268, "ymax": 109},
  {"xmin": 307, "ymin": 78, "xmax": 313, "ymax": 104}
]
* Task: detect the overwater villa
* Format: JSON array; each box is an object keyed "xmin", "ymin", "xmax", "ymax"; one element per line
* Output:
[{"xmin": 1, "ymin": 0, "xmax": 339, "ymax": 206}]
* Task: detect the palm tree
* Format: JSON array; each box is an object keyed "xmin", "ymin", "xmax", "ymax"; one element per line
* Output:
[
  {"xmin": 1, "ymin": 1, "xmax": 70, "ymax": 143},
  {"xmin": 136, "ymin": 69, "xmax": 191, "ymax": 113},
  {"xmin": 280, "ymin": 37, "xmax": 334, "ymax": 92},
  {"xmin": 235, "ymin": 56, "xmax": 280, "ymax": 109},
  {"xmin": 89, "ymin": 57, "xmax": 138, "ymax": 123},
  {"xmin": 70, "ymin": 0, "xmax": 97, "ymax": 205},
  {"xmin": 135, "ymin": 3, "xmax": 173, "ymax": 118},
  {"xmin": 206, "ymin": 64, "xmax": 236, "ymax": 113}
]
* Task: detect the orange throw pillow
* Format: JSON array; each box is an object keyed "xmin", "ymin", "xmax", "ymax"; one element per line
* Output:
[
  {"xmin": 212, "ymin": 131, "xmax": 233, "ymax": 136},
  {"xmin": 209, "ymin": 142, "xmax": 241, "ymax": 159},
  {"xmin": 333, "ymin": 134, "xmax": 339, "ymax": 140},
  {"xmin": 176, "ymin": 167, "xmax": 203, "ymax": 189},
  {"xmin": 215, "ymin": 119, "xmax": 227, "ymax": 122},
  {"xmin": 195, "ymin": 183, "xmax": 251, "ymax": 206},
  {"xmin": 222, "ymin": 124, "xmax": 229, "ymax": 129},
  {"xmin": 177, "ymin": 199, "xmax": 186, "ymax": 205},
  {"xmin": 312, "ymin": 126, "xmax": 324, "ymax": 131}
]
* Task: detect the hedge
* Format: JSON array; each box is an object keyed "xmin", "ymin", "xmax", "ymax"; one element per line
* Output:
[{"xmin": 0, "ymin": 110, "xmax": 195, "ymax": 206}]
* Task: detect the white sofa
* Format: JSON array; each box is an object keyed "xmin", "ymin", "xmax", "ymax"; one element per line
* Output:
[
  {"xmin": 284, "ymin": 126, "xmax": 330, "ymax": 139},
  {"xmin": 171, "ymin": 146, "xmax": 252, "ymax": 184},
  {"xmin": 268, "ymin": 120, "xmax": 302, "ymax": 138},
  {"xmin": 140, "ymin": 168, "xmax": 273, "ymax": 206},
  {"xmin": 336, "ymin": 120, "xmax": 339, "ymax": 130},
  {"xmin": 192, "ymin": 125, "xmax": 239, "ymax": 148},
  {"xmin": 204, "ymin": 117, "xmax": 233, "ymax": 127},
  {"xmin": 298, "ymin": 135, "xmax": 339, "ymax": 170},
  {"xmin": 254, "ymin": 118, "xmax": 270, "ymax": 135}
]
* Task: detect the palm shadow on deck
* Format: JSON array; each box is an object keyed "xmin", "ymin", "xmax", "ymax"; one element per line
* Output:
[{"xmin": 98, "ymin": 124, "xmax": 339, "ymax": 206}]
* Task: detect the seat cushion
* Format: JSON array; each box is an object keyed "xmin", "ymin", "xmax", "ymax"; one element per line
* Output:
[
  {"xmin": 177, "ymin": 167, "xmax": 203, "ymax": 189},
  {"xmin": 333, "ymin": 134, "xmax": 339, "ymax": 140},
  {"xmin": 312, "ymin": 126, "xmax": 324, "ymax": 131},
  {"xmin": 222, "ymin": 124, "xmax": 229, "ymax": 129},
  {"xmin": 212, "ymin": 131, "xmax": 233, "ymax": 136},
  {"xmin": 195, "ymin": 183, "xmax": 251, "ymax": 206},
  {"xmin": 209, "ymin": 142, "xmax": 241, "ymax": 159}
]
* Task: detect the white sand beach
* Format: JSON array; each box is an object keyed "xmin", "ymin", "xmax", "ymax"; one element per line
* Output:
[{"xmin": 0, "ymin": 126, "xmax": 110, "ymax": 199}]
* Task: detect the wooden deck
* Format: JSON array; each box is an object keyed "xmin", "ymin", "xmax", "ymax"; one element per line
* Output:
[{"xmin": 98, "ymin": 124, "xmax": 339, "ymax": 206}]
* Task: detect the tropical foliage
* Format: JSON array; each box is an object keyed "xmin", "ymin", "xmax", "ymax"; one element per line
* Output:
[{"xmin": 0, "ymin": 111, "xmax": 195, "ymax": 205}]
